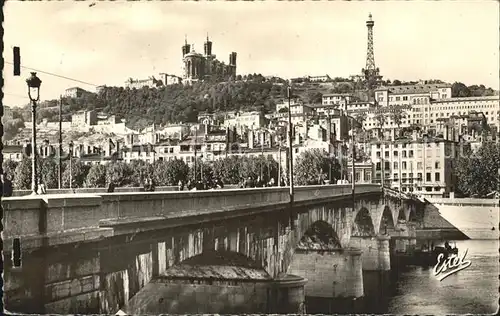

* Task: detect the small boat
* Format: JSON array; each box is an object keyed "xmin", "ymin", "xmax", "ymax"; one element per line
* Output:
[{"xmin": 414, "ymin": 241, "xmax": 458, "ymax": 266}]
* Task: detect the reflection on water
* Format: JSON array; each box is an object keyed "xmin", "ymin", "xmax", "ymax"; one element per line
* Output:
[
  {"xmin": 388, "ymin": 240, "xmax": 499, "ymax": 315},
  {"xmin": 303, "ymin": 240, "xmax": 498, "ymax": 314}
]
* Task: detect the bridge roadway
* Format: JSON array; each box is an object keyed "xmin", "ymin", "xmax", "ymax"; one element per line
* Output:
[{"xmin": 2, "ymin": 184, "xmax": 426, "ymax": 314}]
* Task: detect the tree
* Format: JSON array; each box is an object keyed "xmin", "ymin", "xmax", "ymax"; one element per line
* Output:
[
  {"xmin": 105, "ymin": 161, "xmax": 134, "ymax": 187},
  {"xmin": 39, "ymin": 158, "xmax": 59, "ymax": 189},
  {"xmin": 86, "ymin": 164, "xmax": 108, "ymax": 188},
  {"xmin": 392, "ymin": 79, "xmax": 402, "ymax": 86},
  {"xmin": 455, "ymin": 142, "xmax": 499, "ymax": 197},
  {"xmin": 187, "ymin": 158, "xmax": 213, "ymax": 183},
  {"xmin": 294, "ymin": 149, "xmax": 339, "ymax": 185},
  {"xmin": 389, "ymin": 105, "xmax": 405, "ymax": 136},
  {"xmin": 355, "ymin": 112, "xmax": 367, "ymax": 129},
  {"xmin": 374, "ymin": 106, "xmax": 387, "ymax": 137},
  {"xmin": 153, "ymin": 159, "xmax": 189, "ymax": 186},
  {"xmin": 13, "ymin": 158, "xmax": 32, "ymax": 190},
  {"xmin": 129, "ymin": 159, "xmax": 154, "ymax": 186},
  {"xmin": 213, "ymin": 156, "xmax": 241, "ymax": 184},
  {"xmin": 62, "ymin": 159, "xmax": 90, "ymax": 188},
  {"xmin": 451, "ymin": 82, "xmax": 470, "ymax": 97},
  {"xmin": 2, "ymin": 159, "xmax": 18, "ymax": 181},
  {"xmin": 307, "ymin": 91, "xmax": 323, "ymax": 104}
]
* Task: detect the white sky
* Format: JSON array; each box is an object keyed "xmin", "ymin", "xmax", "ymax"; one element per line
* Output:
[{"xmin": 3, "ymin": 0, "xmax": 499, "ymax": 107}]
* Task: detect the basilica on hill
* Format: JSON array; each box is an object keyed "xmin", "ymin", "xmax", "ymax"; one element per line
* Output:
[{"xmin": 181, "ymin": 35, "xmax": 237, "ymax": 84}]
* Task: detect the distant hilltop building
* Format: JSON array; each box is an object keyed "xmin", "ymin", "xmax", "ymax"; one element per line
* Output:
[
  {"xmin": 182, "ymin": 35, "xmax": 237, "ymax": 84},
  {"xmin": 64, "ymin": 87, "xmax": 91, "ymax": 98},
  {"xmin": 125, "ymin": 76, "xmax": 163, "ymax": 89}
]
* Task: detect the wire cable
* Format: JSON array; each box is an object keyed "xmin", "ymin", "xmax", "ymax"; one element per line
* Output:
[{"xmin": 4, "ymin": 61, "xmax": 99, "ymax": 87}]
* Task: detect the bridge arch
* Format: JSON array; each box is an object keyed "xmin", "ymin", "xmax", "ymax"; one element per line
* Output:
[
  {"xmin": 351, "ymin": 207, "xmax": 376, "ymax": 236},
  {"xmin": 297, "ymin": 220, "xmax": 342, "ymax": 249},
  {"xmin": 408, "ymin": 208, "xmax": 417, "ymax": 222},
  {"xmin": 379, "ymin": 206, "xmax": 395, "ymax": 235},
  {"xmin": 397, "ymin": 207, "xmax": 407, "ymax": 223}
]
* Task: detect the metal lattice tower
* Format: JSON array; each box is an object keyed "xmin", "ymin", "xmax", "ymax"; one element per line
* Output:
[
  {"xmin": 365, "ymin": 13, "xmax": 376, "ymax": 71},
  {"xmin": 362, "ymin": 13, "xmax": 382, "ymax": 90}
]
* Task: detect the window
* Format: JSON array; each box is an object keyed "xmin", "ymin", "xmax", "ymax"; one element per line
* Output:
[
  {"xmin": 403, "ymin": 96, "xmax": 408, "ymax": 101},
  {"xmin": 394, "ymin": 151, "xmax": 398, "ymax": 157},
  {"xmin": 409, "ymin": 150, "xmax": 414, "ymax": 158},
  {"xmin": 417, "ymin": 173, "xmax": 422, "ymax": 180},
  {"xmin": 402, "ymin": 173, "xmax": 407, "ymax": 183},
  {"xmin": 376, "ymin": 151, "xmax": 381, "ymax": 158},
  {"xmin": 394, "ymin": 162, "xmax": 398, "ymax": 169},
  {"xmin": 402, "ymin": 151, "xmax": 407, "ymax": 158},
  {"xmin": 435, "ymin": 161, "xmax": 440, "ymax": 169},
  {"xmin": 385, "ymin": 151, "xmax": 389, "ymax": 158},
  {"xmin": 435, "ymin": 172, "xmax": 440, "ymax": 182},
  {"xmin": 376, "ymin": 162, "xmax": 381, "ymax": 170},
  {"xmin": 402, "ymin": 162, "xmax": 407, "ymax": 169},
  {"xmin": 365, "ymin": 171, "xmax": 371, "ymax": 181},
  {"xmin": 409, "ymin": 173, "xmax": 414, "ymax": 183},
  {"xmin": 426, "ymin": 173, "xmax": 431, "ymax": 182},
  {"xmin": 393, "ymin": 173, "xmax": 398, "ymax": 181},
  {"xmin": 417, "ymin": 162, "xmax": 423, "ymax": 169}
]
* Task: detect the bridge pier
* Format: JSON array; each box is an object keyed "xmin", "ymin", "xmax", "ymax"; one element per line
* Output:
[
  {"xmin": 288, "ymin": 248, "xmax": 364, "ymax": 314},
  {"xmin": 348, "ymin": 235, "xmax": 392, "ymax": 313}
]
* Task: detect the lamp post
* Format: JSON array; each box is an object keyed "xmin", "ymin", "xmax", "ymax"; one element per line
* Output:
[
  {"xmin": 69, "ymin": 141, "xmax": 74, "ymax": 189},
  {"xmin": 26, "ymin": 72, "xmax": 42, "ymax": 194}
]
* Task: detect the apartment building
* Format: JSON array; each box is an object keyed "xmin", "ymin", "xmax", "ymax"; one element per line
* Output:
[
  {"xmin": 369, "ymin": 137, "xmax": 459, "ymax": 198},
  {"xmin": 374, "ymin": 84, "xmax": 452, "ymax": 107},
  {"xmin": 429, "ymin": 96, "xmax": 499, "ymax": 128},
  {"xmin": 223, "ymin": 111, "xmax": 267, "ymax": 130},
  {"xmin": 275, "ymin": 99, "xmax": 315, "ymax": 116},
  {"xmin": 322, "ymin": 93, "xmax": 354, "ymax": 106}
]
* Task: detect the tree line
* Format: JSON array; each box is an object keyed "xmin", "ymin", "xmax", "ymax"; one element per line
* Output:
[{"xmin": 3, "ymin": 149, "xmax": 345, "ymax": 190}]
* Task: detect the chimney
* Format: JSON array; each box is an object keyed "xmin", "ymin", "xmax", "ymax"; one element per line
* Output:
[{"xmin": 248, "ymin": 130, "xmax": 254, "ymax": 149}]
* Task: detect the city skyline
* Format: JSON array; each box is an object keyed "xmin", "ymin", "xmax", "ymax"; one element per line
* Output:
[{"xmin": 3, "ymin": 1, "xmax": 499, "ymax": 107}]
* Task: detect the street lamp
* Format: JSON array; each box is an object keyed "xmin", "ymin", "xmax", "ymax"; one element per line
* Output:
[
  {"xmin": 26, "ymin": 72, "xmax": 42, "ymax": 194},
  {"xmin": 69, "ymin": 141, "xmax": 74, "ymax": 189}
]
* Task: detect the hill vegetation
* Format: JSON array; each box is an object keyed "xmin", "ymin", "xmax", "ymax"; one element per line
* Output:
[{"xmin": 7, "ymin": 75, "xmax": 498, "ymax": 138}]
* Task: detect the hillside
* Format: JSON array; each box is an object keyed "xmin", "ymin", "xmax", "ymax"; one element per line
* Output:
[
  {"xmin": 9, "ymin": 76, "xmax": 498, "ymax": 135},
  {"xmin": 18, "ymin": 75, "xmax": 345, "ymax": 130}
]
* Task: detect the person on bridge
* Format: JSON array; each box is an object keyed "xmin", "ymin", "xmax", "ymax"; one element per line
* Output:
[
  {"xmin": 37, "ymin": 179, "xmax": 47, "ymax": 195},
  {"xmin": 178, "ymin": 180, "xmax": 185, "ymax": 191},
  {"xmin": 1, "ymin": 173, "xmax": 13, "ymax": 197},
  {"xmin": 107, "ymin": 181, "xmax": 116, "ymax": 193}
]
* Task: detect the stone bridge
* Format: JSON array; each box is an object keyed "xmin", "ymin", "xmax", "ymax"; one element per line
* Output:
[{"xmin": 2, "ymin": 184, "xmax": 424, "ymax": 314}]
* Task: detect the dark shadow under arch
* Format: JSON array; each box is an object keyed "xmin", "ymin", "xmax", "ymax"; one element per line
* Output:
[
  {"xmin": 397, "ymin": 208, "xmax": 406, "ymax": 221},
  {"xmin": 352, "ymin": 208, "xmax": 375, "ymax": 237},
  {"xmin": 297, "ymin": 220, "xmax": 341, "ymax": 249},
  {"xmin": 180, "ymin": 250, "xmax": 263, "ymax": 269},
  {"xmin": 408, "ymin": 209, "xmax": 417, "ymax": 222},
  {"xmin": 380, "ymin": 206, "xmax": 395, "ymax": 234}
]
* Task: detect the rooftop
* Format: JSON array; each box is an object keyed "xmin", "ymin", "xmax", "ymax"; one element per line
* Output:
[{"xmin": 375, "ymin": 84, "xmax": 451, "ymax": 95}]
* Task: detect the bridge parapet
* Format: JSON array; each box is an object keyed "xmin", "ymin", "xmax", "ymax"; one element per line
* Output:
[{"xmin": 2, "ymin": 184, "xmax": 382, "ymax": 251}]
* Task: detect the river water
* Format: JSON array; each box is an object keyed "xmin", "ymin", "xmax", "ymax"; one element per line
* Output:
[{"xmin": 386, "ymin": 239, "xmax": 499, "ymax": 315}]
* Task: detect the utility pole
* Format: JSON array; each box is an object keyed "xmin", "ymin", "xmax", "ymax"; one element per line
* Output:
[
  {"xmin": 194, "ymin": 127, "xmax": 198, "ymax": 182},
  {"xmin": 58, "ymin": 95, "xmax": 63, "ymax": 189},
  {"xmin": 287, "ymin": 85, "xmax": 294, "ymax": 204},
  {"xmin": 352, "ymin": 123, "xmax": 356, "ymax": 212},
  {"xmin": 278, "ymin": 138, "xmax": 282, "ymax": 187}
]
